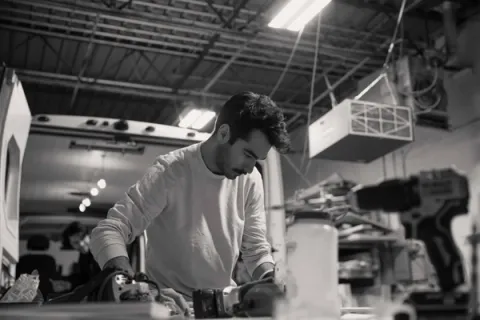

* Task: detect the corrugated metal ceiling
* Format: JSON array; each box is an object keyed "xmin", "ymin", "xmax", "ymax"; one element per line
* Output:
[{"xmin": 0, "ymin": 0, "xmax": 478, "ymax": 132}]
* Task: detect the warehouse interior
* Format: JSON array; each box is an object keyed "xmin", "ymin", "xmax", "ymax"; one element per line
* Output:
[{"xmin": 1, "ymin": 0, "xmax": 480, "ymax": 319}]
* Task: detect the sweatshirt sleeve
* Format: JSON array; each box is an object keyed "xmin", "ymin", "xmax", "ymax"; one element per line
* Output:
[
  {"xmin": 240, "ymin": 169, "xmax": 275, "ymax": 277},
  {"xmin": 90, "ymin": 160, "xmax": 169, "ymax": 269}
]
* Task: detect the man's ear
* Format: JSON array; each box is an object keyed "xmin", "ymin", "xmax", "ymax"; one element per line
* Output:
[{"xmin": 216, "ymin": 124, "xmax": 230, "ymax": 144}]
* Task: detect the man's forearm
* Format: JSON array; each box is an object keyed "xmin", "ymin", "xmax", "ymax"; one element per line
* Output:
[{"xmin": 90, "ymin": 220, "xmax": 129, "ymax": 269}]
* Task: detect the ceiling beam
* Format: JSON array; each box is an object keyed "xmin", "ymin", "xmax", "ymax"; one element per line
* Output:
[
  {"xmin": 172, "ymin": 0, "xmax": 250, "ymax": 92},
  {"xmin": 1, "ymin": 4, "xmax": 382, "ymax": 62},
  {"xmin": 0, "ymin": 20, "xmax": 378, "ymax": 79},
  {"xmin": 4, "ymin": 0, "xmax": 391, "ymax": 48},
  {"xmin": 337, "ymin": 0, "xmax": 443, "ymax": 22},
  {"xmin": 15, "ymin": 69, "xmax": 311, "ymax": 114}
]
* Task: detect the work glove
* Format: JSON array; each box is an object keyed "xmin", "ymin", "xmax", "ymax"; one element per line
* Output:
[{"xmin": 102, "ymin": 256, "xmax": 135, "ymax": 277}]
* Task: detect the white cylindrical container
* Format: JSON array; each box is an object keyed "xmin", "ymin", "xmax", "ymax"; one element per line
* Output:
[{"xmin": 278, "ymin": 211, "xmax": 341, "ymax": 319}]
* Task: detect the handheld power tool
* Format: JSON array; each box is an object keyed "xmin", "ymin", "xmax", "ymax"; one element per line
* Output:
[
  {"xmin": 192, "ymin": 276, "xmax": 284, "ymax": 318},
  {"xmin": 348, "ymin": 167, "xmax": 469, "ymax": 293},
  {"xmin": 45, "ymin": 268, "xmax": 159, "ymax": 304}
]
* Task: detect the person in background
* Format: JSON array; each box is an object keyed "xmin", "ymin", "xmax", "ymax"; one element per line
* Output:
[
  {"xmin": 89, "ymin": 91, "xmax": 291, "ymax": 315},
  {"xmin": 62, "ymin": 221, "xmax": 101, "ymax": 289}
]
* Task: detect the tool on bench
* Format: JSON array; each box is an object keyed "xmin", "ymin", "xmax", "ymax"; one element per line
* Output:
[{"xmin": 192, "ymin": 276, "xmax": 284, "ymax": 318}]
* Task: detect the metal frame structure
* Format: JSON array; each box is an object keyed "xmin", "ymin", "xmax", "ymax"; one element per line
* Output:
[{"xmin": 1, "ymin": 0, "xmax": 479, "ymax": 130}]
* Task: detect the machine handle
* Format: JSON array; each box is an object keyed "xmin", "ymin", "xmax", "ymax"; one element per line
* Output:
[{"xmin": 402, "ymin": 202, "xmax": 466, "ymax": 292}]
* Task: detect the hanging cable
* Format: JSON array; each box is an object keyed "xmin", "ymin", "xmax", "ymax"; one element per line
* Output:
[
  {"xmin": 383, "ymin": 0, "xmax": 445, "ymax": 117},
  {"xmin": 267, "ymin": 25, "xmax": 307, "ymax": 188},
  {"xmin": 300, "ymin": 14, "xmax": 321, "ymax": 173},
  {"xmin": 281, "ymin": 154, "xmax": 312, "ymax": 187},
  {"xmin": 270, "ymin": 27, "xmax": 304, "ymax": 98},
  {"xmin": 383, "ymin": 0, "xmax": 408, "ymax": 68}
]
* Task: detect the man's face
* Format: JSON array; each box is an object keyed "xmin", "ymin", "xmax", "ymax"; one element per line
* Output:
[
  {"xmin": 69, "ymin": 233, "xmax": 90, "ymax": 254},
  {"xmin": 216, "ymin": 127, "xmax": 271, "ymax": 179}
]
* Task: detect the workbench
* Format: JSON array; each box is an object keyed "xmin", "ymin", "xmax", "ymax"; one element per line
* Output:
[{"xmin": 0, "ymin": 302, "xmax": 376, "ymax": 319}]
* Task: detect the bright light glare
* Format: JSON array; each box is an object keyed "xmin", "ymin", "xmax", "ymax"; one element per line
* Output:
[
  {"xmin": 97, "ymin": 179, "xmax": 107, "ymax": 189},
  {"xmin": 90, "ymin": 187, "xmax": 99, "ymax": 196},
  {"xmin": 82, "ymin": 198, "xmax": 91, "ymax": 207},
  {"xmin": 268, "ymin": 0, "xmax": 309, "ymax": 29},
  {"xmin": 268, "ymin": 0, "xmax": 332, "ymax": 31},
  {"xmin": 287, "ymin": 0, "xmax": 332, "ymax": 31},
  {"xmin": 79, "ymin": 203, "xmax": 86, "ymax": 212},
  {"xmin": 179, "ymin": 109, "xmax": 216, "ymax": 130},
  {"xmin": 191, "ymin": 111, "xmax": 216, "ymax": 130},
  {"xmin": 178, "ymin": 109, "xmax": 202, "ymax": 128}
]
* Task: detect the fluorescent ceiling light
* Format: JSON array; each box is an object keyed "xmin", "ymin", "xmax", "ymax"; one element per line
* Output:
[
  {"xmin": 268, "ymin": 0, "xmax": 309, "ymax": 29},
  {"xmin": 97, "ymin": 179, "xmax": 107, "ymax": 189},
  {"xmin": 179, "ymin": 109, "xmax": 216, "ymax": 130},
  {"xmin": 82, "ymin": 198, "xmax": 91, "ymax": 207},
  {"xmin": 90, "ymin": 187, "xmax": 99, "ymax": 196},
  {"xmin": 268, "ymin": 0, "xmax": 332, "ymax": 31},
  {"xmin": 192, "ymin": 111, "xmax": 216, "ymax": 130}
]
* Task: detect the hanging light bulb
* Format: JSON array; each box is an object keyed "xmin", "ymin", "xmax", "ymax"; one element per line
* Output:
[
  {"xmin": 97, "ymin": 179, "xmax": 107, "ymax": 189},
  {"xmin": 90, "ymin": 187, "xmax": 99, "ymax": 196},
  {"xmin": 82, "ymin": 198, "xmax": 91, "ymax": 207},
  {"xmin": 79, "ymin": 203, "xmax": 86, "ymax": 212}
]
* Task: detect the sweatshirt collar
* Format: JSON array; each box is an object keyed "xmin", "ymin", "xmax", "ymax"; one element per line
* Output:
[{"xmin": 196, "ymin": 142, "xmax": 225, "ymax": 180}]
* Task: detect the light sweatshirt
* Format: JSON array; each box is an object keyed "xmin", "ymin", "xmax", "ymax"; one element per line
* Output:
[{"xmin": 89, "ymin": 142, "xmax": 274, "ymax": 298}]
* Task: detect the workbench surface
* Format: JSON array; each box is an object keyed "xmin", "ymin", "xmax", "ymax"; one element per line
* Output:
[{"xmin": 0, "ymin": 302, "xmax": 373, "ymax": 319}]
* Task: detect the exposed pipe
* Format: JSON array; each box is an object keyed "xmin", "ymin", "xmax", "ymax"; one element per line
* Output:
[{"xmin": 15, "ymin": 69, "xmax": 310, "ymax": 114}]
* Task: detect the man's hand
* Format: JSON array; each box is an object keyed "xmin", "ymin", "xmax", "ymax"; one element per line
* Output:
[
  {"xmin": 103, "ymin": 256, "xmax": 134, "ymax": 277},
  {"xmin": 157, "ymin": 288, "xmax": 190, "ymax": 316}
]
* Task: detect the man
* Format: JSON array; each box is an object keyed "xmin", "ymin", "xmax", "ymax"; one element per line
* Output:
[
  {"xmin": 62, "ymin": 222, "xmax": 101, "ymax": 289},
  {"xmin": 89, "ymin": 92, "xmax": 291, "ymax": 315}
]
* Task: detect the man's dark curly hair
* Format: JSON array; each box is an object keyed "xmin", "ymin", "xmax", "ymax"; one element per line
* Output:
[
  {"xmin": 213, "ymin": 92, "xmax": 291, "ymax": 153},
  {"xmin": 62, "ymin": 221, "xmax": 88, "ymax": 249}
]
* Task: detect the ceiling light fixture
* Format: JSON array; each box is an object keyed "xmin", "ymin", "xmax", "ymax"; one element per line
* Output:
[
  {"xmin": 97, "ymin": 179, "xmax": 107, "ymax": 189},
  {"xmin": 82, "ymin": 198, "xmax": 91, "ymax": 207},
  {"xmin": 268, "ymin": 0, "xmax": 332, "ymax": 31},
  {"xmin": 79, "ymin": 203, "xmax": 86, "ymax": 212},
  {"xmin": 179, "ymin": 109, "xmax": 216, "ymax": 130},
  {"xmin": 90, "ymin": 187, "xmax": 99, "ymax": 196}
]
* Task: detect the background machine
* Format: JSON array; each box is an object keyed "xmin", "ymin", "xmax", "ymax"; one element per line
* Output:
[{"xmin": 287, "ymin": 167, "xmax": 471, "ymax": 318}]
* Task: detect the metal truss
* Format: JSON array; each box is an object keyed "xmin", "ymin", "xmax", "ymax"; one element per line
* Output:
[
  {"xmin": 0, "ymin": 0, "xmax": 387, "ymax": 79},
  {"xmin": 1, "ymin": 0, "xmax": 435, "ymax": 128},
  {"xmin": 15, "ymin": 69, "xmax": 311, "ymax": 115}
]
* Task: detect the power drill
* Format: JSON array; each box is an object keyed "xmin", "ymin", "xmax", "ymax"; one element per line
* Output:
[
  {"xmin": 348, "ymin": 167, "xmax": 469, "ymax": 293},
  {"xmin": 45, "ymin": 269, "xmax": 158, "ymax": 304},
  {"xmin": 192, "ymin": 277, "xmax": 283, "ymax": 318}
]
